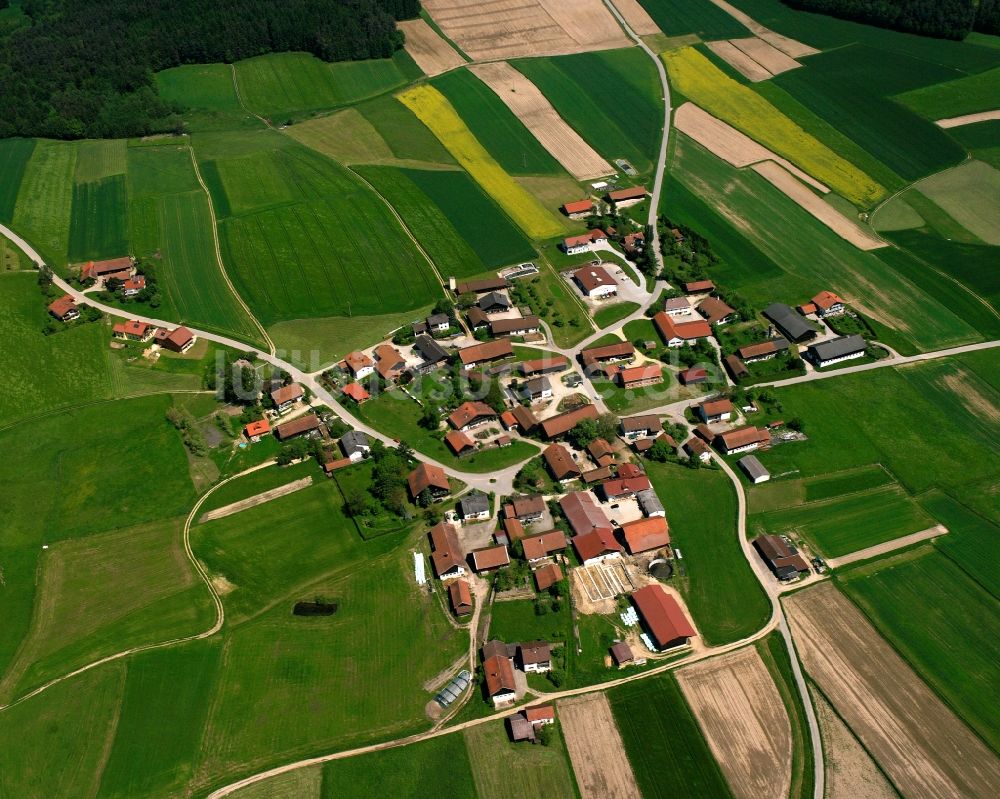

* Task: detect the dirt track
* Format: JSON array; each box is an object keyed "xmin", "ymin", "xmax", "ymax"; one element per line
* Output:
[
  {"xmin": 826, "ymin": 525, "xmax": 947, "ymax": 568},
  {"xmin": 470, "ymin": 62, "xmax": 612, "ymax": 180},
  {"xmin": 678, "ymin": 647, "xmax": 792, "ymax": 799},
  {"xmin": 559, "ymin": 693, "xmax": 641, "ymax": 799},
  {"xmin": 751, "ymin": 161, "xmax": 885, "ymax": 250},
  {"xmin": 935, "ymin": 109, "xmax": 1000, "ymax": 128},
  {"xmin": 785, "ymin": 583, "xmax": 1000, "ymax": 799},
  {"xmin": 199, "ymin": 477, "xmax": 313, "ymax": 522},
  {"xmin": 398, "ymin": 19, "xmax": 466, "ymax": 76}
]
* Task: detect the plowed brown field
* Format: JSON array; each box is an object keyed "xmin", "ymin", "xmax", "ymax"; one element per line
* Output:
[
  {"xmin": 559, "ymin": 693, "xmax": 641, "ymax": 799},
  {"xmin": 398, "ymin": 19, "xmax": 467, "ymax": 76}
]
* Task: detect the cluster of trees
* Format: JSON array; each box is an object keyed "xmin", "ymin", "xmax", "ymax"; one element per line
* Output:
[
  {"xmin": 343, "ymin": 441, "xmax": 416, "ymax": 517},
  {"xmin": 0, "ymin": 0, "xmax": 420, "ymax": 139},
  {"xmin": 784, "ymin": 0, "xmax": 1000, "ymax": 38},
  {"xmin": 166, "ymin": 406, "xmax": 209, "ymax": 456},
  {"xmin": 566, "ymin": 414, "xmax": 620, "ymax": 450}
]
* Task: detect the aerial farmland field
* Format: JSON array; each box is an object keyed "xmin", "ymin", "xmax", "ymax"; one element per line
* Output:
[
  {"xmin": 463, "ymin": 720, "xmax": 579, "ymax": 799},
  {"xmin": 638, "ymin": 0, "xmax": 750, "ymax": 38},
  {"xmin": 11, "ymin": 139, "xmax": 77, "ymax": 267},
  {"xmin": 896, "ymin": 65, "xmax": 1000, "ymax": 119},
  {"xmin": 67, "ymin": 175, "xmax": 129, "ymax": 262},
  {"xmin": 839, "ymin": 548, "xmax": 1000, "ymax": 752},
  {"xmin": 0, "ymin": 138, "xmax": 35, "ymax": 223},
  {"xmin": 73, "ymin": 139, "xmax": 127, "ymax": 183}
]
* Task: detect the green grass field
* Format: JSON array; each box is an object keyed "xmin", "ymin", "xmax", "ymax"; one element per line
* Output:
[
  {"xmin": 156, "ymin": 64, "xmax": 263, "ymax": 132},
  {"xmin": 464, "ymin": 720, "xmax": 578, "ymax": 799},
  {"xmin": 512, "ymin": 262, "xmax": 592, "ymax": 348},
  {"xmin": 207, "ymin": 141, "xmax": 440, "ymax": 326},
  {"xmin": 772, "ymin": 44, "xmax": 966, "ymax": 182},
  {"xmin": 0, "ymin": 138, "xmax": 35, "ymax": 223},
  {"xmin": 592, "ymin": 301, "xmax": 639, "ymax": 328},
  {"xmin": 910, "ymin": 160, "xmax": 1000, "ymax": 245},
  {"xmin": 638, "ymin": 0, "xmax": 749, "ymax": 38},
  {"xmin": 667, "ymin": 135, "xmax": 980, "ymax": 352},
  {"xmin": 645, "ymin": 461, "xmax": 770, "ymax": 644},
  {"xmin": 1, "ymin": 232, "xmax": 32, "ymax": 271},
  {"xmin": 432, "ymin": 69, "xmax": 564, "ymax": 176},
  {"xmin": 68, "ymin": 175, "xmax": 129, "ymax": 262},
  {"xmin": 920, "ymin": 491, "xmax": 1000, "ymax": 600},
  {"xmin": 610, "ymin": 674, "xmax": 734, "ymax": 799},
  {"xmin": 74, "ymin": 139, "xmax": 127, "ymax": 183},
  {"xmin": 513, "ymin": 49, "xmax": 663, "ymax": 175},
  {"xmin": 488, "ymin": 597, "xmax": 572, "ymax": 644},
  {"xmin": 750, "ymin": 484, "xmax": 936, "ymax": 558},
  {"xmin": 233, "ymin": 51, "xmax": 422, "ymax": 122},
  {"xmin": 839, "ymin": 550, "xmax": 1000, "ymax": 751},
  {"xmin": 948, "ymin": 120, "xmax": 1000, "ymax": 169},
  {"xmin": 896, "ymin": 66, "xmax": 1000, "ymax": 119},
  {"xmin": 12, "ymin": 139, "xmax": 77, "ymax": 267},
  {"xmin": 321, "ymin": 733, "xmax": 476, "ymax": 798},
  {"xmin": 357, "ymin": 166, "xmax": 535, "ymax": 277},
  {"xmin": 357, "ymin": 94, "xmax": 457, "ymax": 165}
]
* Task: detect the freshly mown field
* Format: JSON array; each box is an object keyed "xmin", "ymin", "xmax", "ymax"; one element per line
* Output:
[
  {"xmin": 357, "ymin": 165, "xmax": 536, "ymax": 276},
  {"xmin": 750, "ymin": 484, "xmax": 936, "ymax": 558},
  {"xmin": 396, "ymin": 85, "xmax": 567, "ymax": 239},
  {"xmin": 907, "ymin": 160, "xmax": 1000, "ymax": 245},
  {"xmin": 0, "ymin": 138, "xmax": 35, "ymax": 223},
  {"xmin": 772, "ymin": 44, "xmax": 967, "ymax": 182},
  {"xmin": 662, "ymin": 47, "xmax": 884, "ymax": 208},
  {"xmin": 320, "ymin": 735, "xmax": 476, "ymax": 798},
  {"xmin": 11, "ymin": 139, "xmax": 77, "ymax": 267},
  {"xmin": 638, "ymin": 0, "xmax": 749, "ymax": 38},
  {"xmin": 73, "ymin": 139, "xmax": 127, "ymax": 183},
  {"xmin": 233, "ymin": 51, "xmax": 422, "ymax": 122},
  {"xmin": 748, "ymin": 464, "xmax": 895, "ymax": 513},
  {"xmin": 610, "ymin": 674, "xmax": 734, "ymax": 799},
  {"xmin": 432, "ymin": 69, "xmax": 564, "ymax": 176},
  {"xmin": 839, "ymin": 549, "xmax": 1000, "ymax": 753},
  {"xmin": 285, "ymin": 108, "xmax": 397, "ymax": 165},
  {"xmin": 68, "ymin": 175, "xmax": 129, "ymax": 262},
  {"xmin": 464, "ymin": 720, "xmax": 578, "ymax": 799},
  {"xmin": 896, "ymin": 65, "xmax": 1000, "ymax": 120},
  {"xmin": 667, "ymin": 136, "xmax": 980, "ymax": 352},
  {"xmin": 646, "ymin": 460, "xmax": 770, "ymax": 644},
  {"xmin": 206, "ymin": 140, "xmax": 441, "ymax": 326},
  {"xmin": 513, "ymin": 48, "xmax": 663, "ymax": 175}
]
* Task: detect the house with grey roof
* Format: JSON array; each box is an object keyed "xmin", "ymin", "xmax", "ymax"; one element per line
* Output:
[
  {"xmin": 339, "ymin": 430, "xmax": 371, "ymax": 461},
  {"xmin": 806, "ymin": 335, "xmax": 867, "ymax": 368},
  {"xmin": 459, "ymin": 491, "xmax": 491, "ymax": 521},
  {"xmin": 413, "ymin": 334, "xmax": 448, "ymax": 370}
]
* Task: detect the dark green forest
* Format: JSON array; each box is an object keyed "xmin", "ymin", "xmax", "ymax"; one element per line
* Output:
[
  {"xmin": 0, "ymin": 0, "xmax": 420, "ymax": 139},
  {"xmin": 784, "ymin": 0, "xmax": 1000, "ymax": 38}
]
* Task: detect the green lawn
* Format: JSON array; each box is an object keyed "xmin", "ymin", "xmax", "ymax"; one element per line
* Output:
[
  {"xmin": 511, "ymin": 261, "xmax": 592, "ymax": 348},
  {"xmin": 593, "ymin": 301, "xmax": 639, "ymax": 328},
  {"xmin": 839, "ymin": 550, "xmax": 1000, "ymax": 752},
  {"xmin": 513, "ymin": 49, "xmax": 664, "ymax": 175},
  {"xmin": 68, "ymin": 175, "xmax": 129, "ymax": 262},
  {"xmin": 432, "ymin": 69, "xmax": 564, "ymax": 176},
  {"xmin": 353, "ymin": 387, "xmax": 536, "ymax": 473},
  {"xmin": 464, "ymin": 720, "xmax": 578, "ymax": 799},
  {"xmin": 488, "ymin": 598, "xmax": 572, "ymax": 644},
  {"xmin": 645, "ymin": 461, "xmax": 771, "ymax": 644},
  {"xmin": 589, "ymin": 368, "xmax": 673, "ymax": 414},
  {"xmin": 609, "ymin": 674, "xmax": 734, "ymax": 799},
  {"xmin": 896, "ymin": 66, "xmax": 1000, "ymax": 119},
  {"xmin": 12, "ymin": 139, "xmax": 77, "ymax": 267},
  {"xmin": 0, "ymin": 138, "xmax": 35, "ymax": 223},
  {"xmin": 233, "ymin": 51, "xmax": 422, "ymax": 121},
  {"xmin": 750, "ymin": 484, "xmax": 936, "ymax": 559},
  {"xmin": 321, "ymin": 733, "xmax": 476, "ymax": 798}
]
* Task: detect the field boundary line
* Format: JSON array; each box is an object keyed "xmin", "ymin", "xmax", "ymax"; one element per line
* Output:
[
  {"xmin": 826, "ymin": 524, "xmax": 948, "ymax": 569},
  {"xmin": 185, "ymin": 145, "xmax": 276, "ymax": 355},
  {"xmin": 0, "ymin": 460, "xmax": 276, "ymax": 715}
]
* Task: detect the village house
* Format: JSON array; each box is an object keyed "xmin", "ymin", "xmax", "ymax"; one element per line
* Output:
[
  {"xmin": 408, "ymin": 463, "xmax": 451, "ymax": 500},
  {"xmin": 616, "ymin": 364, "xmax": 663, "ymax": 389},
  {"xmin": 583, "ymin": 466, "xmax": 614, "ymax": 483},
  {"xmin": 714, "ymin": 425, "xmax": 770, "ymax": 455},
  {"xmin": 491, "ymin": 315, "xmax": 541, "ymax": 337},
  {"xmin": 572, "ymin": 264, "xmax": 617, "ymax": 298},
  {"xmin": 243, "ymin": 418, "xmax": 270, "ymax": 442},
  {"xmin": 449, "ymin": 579, "xmax": 473, "ymax": 616},
  {"xmin": 429, "ymin": 522, "xmax": 466, "ymax": 579},
  {"xmin": 598, "ymin": 475, "xmax": 652, "ymax": 503},
  {"xmin": 323, "ymin": 456, "xmax": 353, "ymax": 475},
  {"xmin": 344, "ymin": 350, "xmax": 375, "ymax": 379},
  {"xmin": 610, "ymin": 641, "xmax": 636, "ymax": 668},
  {"xmin": 739, "ymin": 454, "xmax": 771, "ymax": 484},
  {"xmin": 810, "ymin": 290, "xmax": 846, "ymax": 317},
  {"xmin": 47, "ymin": 295, "xmax": 79, "ymax": 322},
  {"xmin": 342, "ymin": 383, "xmax": 369, "ymax": 403},
  {"xmin": 533, "ymin": 562, "xmax": 563, "ymax": 591},
  {"xmin": 685, "ymin": 437, "xmax": 712, "ymax": 462},
  {"xmin": 572, "ymin": 526, "xmax": 624, "ymax": 565},
  {"xmin": 518, "ymin": 641, "xmax": 552, "ymax": 673},
  {"xmin": 157, "ymin": 326, "xmax": 196, "ymax": 353},
  {"xmin": 764, "ymin": 303, "xmax": 816, "ymax": 343},
  {"xmin": 459, "ymin": 491, "xmax": 491, "ymax": 522},
  {"xmin": 520, "ymin": 376, "xmax": 553, "ymax": 403},
  {"xmin": 510, "ymin": 404, "xmax": 539, "ymax": 433},
  {"xmin": 622, "ymin": 231, "xmax": 645, "ymax": 258},
  {"xmin": 466, "ymin": 306, "xmax": 489, "ymax": 331},
  {"xmin": 606, "ymin": 186, "xmax": 647, "ymax": 210},
  {"xmin": 738, "ymin": 338, "xmax": 789, "ymax": 363},
  {"xmin": 471, "ymin": 544, "xmax": 510, "ymax": 573},
  {"xmin": 753, "ymin": 534, "xmax": 810, "ymax": 581},
  {"xmin": 271, "ymin": 383, "xmax": 305, "ymax": 412},
  {"xmin": 562, "ymin": 229, "xmax": 609, "ymax": 255},
  {"xmin": 543, "ymin": 443, "xmax": 581, "ymax": 483},
  {"xmin": 581, "ymin": 341, "xmax": 634, "ymax": 368},
  {"xmin": 273, "ymin": 414, "xmax": 322, "ymax": 441},
  {"xmin": 505, "ymin": 494, "xmax": 546, "ymax": 523},
  {"xmin": 620, "ymin": 414, "xmax": 662, "ymax": 440},
  {"xmin": 653, "ymin": 312, "xmax": 712, "ymax": 347},
  {"xmin": 448, "ymin": 400, "xmax": 497, "ymax": 431},
  {"xmin": 520, "ymin": 357, "xmax": 568, "ymax": 376},
  {"xmin": 339, "ymin": 430, "xmax": 370, "ymax": 461},
  {"xmin": 413, "ymin": 334, "xmax": 449, "ymax": 371},
  {"xmin": 121, "ymin": 275, "xmax": 146, "ymax": 296},
  {"xmin": 678, "ymin": 366, "xmax": 708, "ymax": 385},
  {"xmin": 80, "ymin": 256, "xmax": 135, "ymax": 282},
  {"xmin": 445, "ymin": 430, "xmax": 476, "ymax": 456},
  {"xmin": 426, "ymin": 313, "xmax": 451, "ymax": 334},
  {"xmin": 632, "ymin": 584, "xmax": 696, "ymax": 651},
  {"xmin": 587, "ymin": 438, "xmax": 616, "ymax": 467},
  {"xmin": 521, "ymin": 530, "xmax": 567, "ymax": 563},
  {"xmin": 621, "ymin": 516, "xmax": 670, "ymax": 554},
  {"xmin": 807, "ymin": 335, "xmax": 866, "ymax": 367},
  {"xmin": 374, "ymin": 344, "xmax": 406, "ymax": 381},
  {"xmin": 458, "ymin": 339, "xmax": 512, "ymax": 371},
  {"xmin": 697, "ymin": 398, "xmax": 733, "ymax": 423},
  {"xmin": 501, "ymin": 516, "xmax": 525, "ymax": 544},
  {"xmin": 479, "ymin": 291, "xmax": 511, "ymax": 314},
  {"xmin": 508, "ymin": 703, "xmax": 556, "ymax": 741},
  {"xmin": 664, "ymin": 296, "xmax": 693, "ymax": 317},
  {"xmin": 112, "ymin": 319, "xmax": 154, "ymax": 342},
  {"xmin": 561, "ymin": 199, "xmax": 595, "ymax": 218},
  {"xmin": 560, "ymin": 490, "xmax": 612, "ymax": 534},
  {"xmin": 483, "ymin": 654, "xmax": 517, "ymax": 708},
  {"xmin": 682, "ymin": 279, "xmax": 714, "ymax": 295},
  {"xmin": 697, "ymin": 296, "xmax": 736, "ymax": 325},
  {"xmin": 540, "ymin": 403, "xmax": 599, "ymax": 439}
]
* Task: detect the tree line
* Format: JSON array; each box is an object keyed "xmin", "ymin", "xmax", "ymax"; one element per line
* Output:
[
  {"xmin": 0, "ymin": 0, "xmax": 420, "ymax": 140},
  {"xmin": 783, "ymin": 0, "xmax": 1000, "ymax": 39}
]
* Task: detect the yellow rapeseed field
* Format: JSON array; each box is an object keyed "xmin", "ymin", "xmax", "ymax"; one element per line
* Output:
[
  {"xmin": 663, "ymin": 48, "xmax": 886, "ymax": 207},
  {"xmin": 397, "ymin": 85, "xmax": 565, "ymax": 239}
]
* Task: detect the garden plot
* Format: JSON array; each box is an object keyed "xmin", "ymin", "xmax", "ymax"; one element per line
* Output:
[
  {"xmin": 469, "ymin": 62, "xmax": 613, "ymax": 180},
  {"xmin": 398, "ymin": 18, "xmax": 466, "ymax": 76},
  {"xmin": 572, "ymin": 560, "xmax": 634, "ymax": 604}
]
